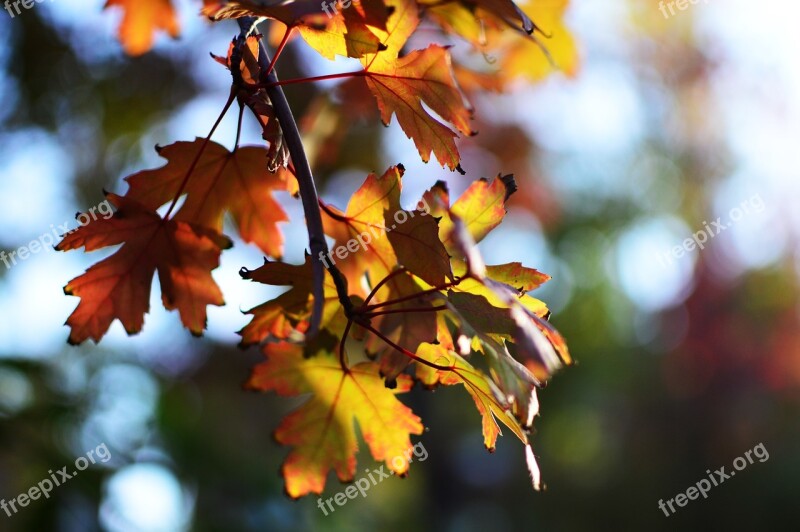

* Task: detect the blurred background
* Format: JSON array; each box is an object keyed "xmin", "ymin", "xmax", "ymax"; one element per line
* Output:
[{"xmin": 1, "ymin": 0, "xmax": 799, "ymax": 530}]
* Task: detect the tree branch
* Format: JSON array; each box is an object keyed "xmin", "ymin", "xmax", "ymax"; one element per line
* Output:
[{"xmin": 236, "ymin": 18, "xmax": 351, "ymax": 337}]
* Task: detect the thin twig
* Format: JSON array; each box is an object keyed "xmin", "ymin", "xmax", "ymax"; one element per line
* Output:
[
  {"xmin": 164, "ymin": 92, "xmax": 236, "ymax": 220},
  {"xmin": 365, "ymin": 305, "xmax": 448, "ymax": 318}
]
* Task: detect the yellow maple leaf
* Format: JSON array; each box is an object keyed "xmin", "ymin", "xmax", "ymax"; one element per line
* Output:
[{"xmin": 247, "ymin": 342, "xmax": 424, "ymax": 497}]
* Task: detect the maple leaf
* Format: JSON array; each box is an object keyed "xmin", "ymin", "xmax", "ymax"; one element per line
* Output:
[
  {"xmin": 338, "ymin": 0, "xmax": 473, "ymax": 170},
  {"xmin": 124, "ymin": 140, "xmax": 290, "ymax": 258},
  {"xmin": 423, "ymin": 174, "xmax": 517, "ymax": 254},
  {"xmin": 415, "ymin": 334, "xmax": 546, "ymax": 487},
  {"xmin": 212, "ymin": 34, "xmax": 263, "ymax": 85},
  {"xmin": 294, "ymin": 0, "xmax": 392, "ymax": 60},
  {"xmin": 56, "ymin": 193, "xmax": 230, "ymax": 345},
  {"xmin": 359, "ymin": 0, "xmax": 419, "ymax": 61},
  {"xmin": 246, "ymin": 342, "xmax": 424, "ymax": 497},
  {"xmin": 372, "ymin": 176, "xmax": 568, "ymax": 426},
  {"xmin": 104, "ymin": 0, "xmax": 180, "ymax": 56},
  {"xmin": 240, "ymin": 164, "xmax": 448, "ymax": 358},
  {"xmin": 238, "ymin": 254, "xmax": 341, "ymax": 346},
  {"xmin": 320, "ymin": 165, "xmax": 403, "ymax": 294},
  {"xmin": 363, "ymin": 45, "xmax": 474, "ymax": 171},
  {"xmin": 485, "ymin": 262, "xmax": 551, "ymax": 292},
  {"xmin": 420, "ymin": 174, "xmax": 550, "ymax": 303},
  {"xmin": 420, "ymin": 0, "xmax": 577, "ymax": 89}
]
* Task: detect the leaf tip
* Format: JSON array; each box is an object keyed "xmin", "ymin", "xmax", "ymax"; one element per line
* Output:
[
  {"xmin": 282, "ymin": 485, "xmax": 301, "ymax": 501},
  {"xmin": 499, "ymin": 173, "xmax": 518, "ymax": 200},
  {"xmin": 525, "ymin": 444, "xmax": 543, "ymax": 491}
]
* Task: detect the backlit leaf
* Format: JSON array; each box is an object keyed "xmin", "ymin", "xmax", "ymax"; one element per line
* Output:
[
  {"xmin": 125, "ymin": 139, "xmax": 290, "ymax": 258},
  {"xmin": 363, "ymin": 45, "xmax": 473, "ymax": 170},
  {"xmin": 105, "ymin": 0, "xmax": 180, "ymax": 56},
  {"xmin": 57, "ymin": 193, "xmax": 229, "ymax": 344},
  {"xmin": 246, "ymin": 342, "xmax": 424, "ymax": 497},
  {"xmin": 238, "ymin": 255, "xmax": 341, "ymax": 346}
]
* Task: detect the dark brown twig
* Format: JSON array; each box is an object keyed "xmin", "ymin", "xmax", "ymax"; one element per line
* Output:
[{"xmin": 235, "ymin": 17, "xmax": 352, "ymax": 337}]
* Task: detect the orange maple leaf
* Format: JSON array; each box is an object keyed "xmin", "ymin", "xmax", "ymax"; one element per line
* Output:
[
  {"xmin": 56, "ymin": 193, "xmax": 230, "ymax": 345},
  {"xmin": 421, "ymin": 0, "xmax": 577, "ymax": 91},
  {"xmin": 238, "ymin": 255, "xmax": 341, "ymax": 346},
  {"xmin": 104, "ymin": 0, "xmax": 180, "ymax": 56},
  {"xmin": 347, "ymin": 0, "xmax": 474, "ymax": 170},
  {"xmin": 320, "ymin": 165, "xmax": 404, "ymax": 294},
  {"xmin": 125, "ymin": 140, "xmax": 290, "ymax": 258},
  {"xmin": 247, "ymin": 342, "xmax": 424, "ymax": 497},
  {"xmin": 294, "ymin": 0, "xmax": 391, "ymax": 60},
  {"xmin": 363, "ymin": 45, "xmax": 474, "ymax": 171}
]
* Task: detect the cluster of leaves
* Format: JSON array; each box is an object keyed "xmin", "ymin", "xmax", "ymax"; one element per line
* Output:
[
  {"xmin": 63, "ymin": 0, "xmax": 578, "ymax": 496},
  {"xmin": 238, "ymin": 167, "xmax": 572, "ymax": 496}
]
